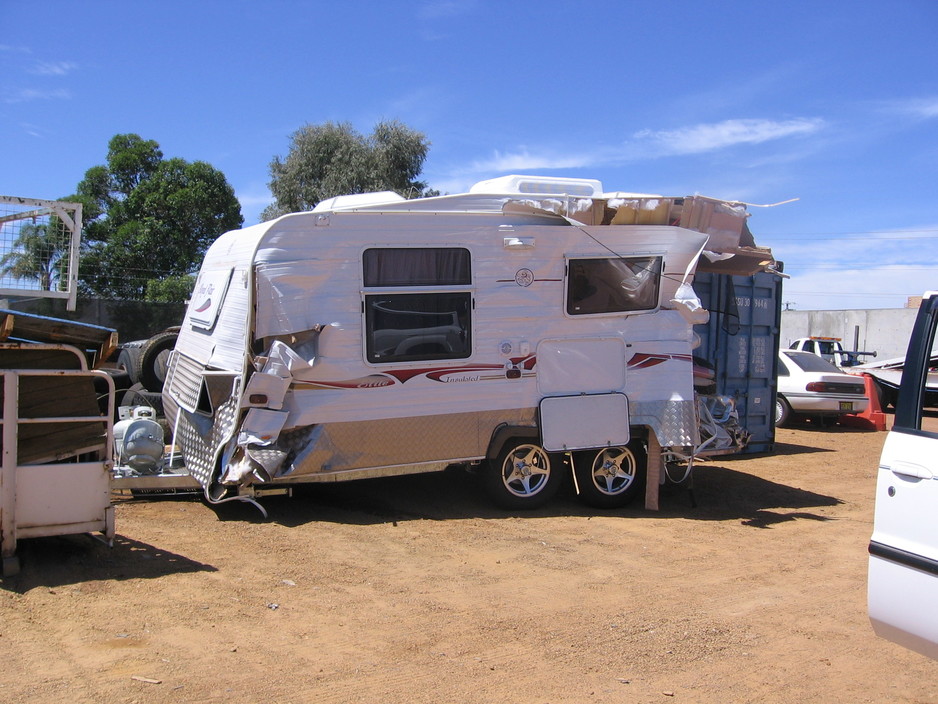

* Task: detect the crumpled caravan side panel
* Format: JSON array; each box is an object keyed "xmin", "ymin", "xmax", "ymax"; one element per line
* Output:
[{"xmin": 163, "ymin": 222, "xmax": 269, "ymax": 491}]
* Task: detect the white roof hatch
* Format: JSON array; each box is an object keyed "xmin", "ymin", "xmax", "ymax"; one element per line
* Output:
[{"xmin": 469, "ymin": 174, "xmax": 603, "ymax": 197}]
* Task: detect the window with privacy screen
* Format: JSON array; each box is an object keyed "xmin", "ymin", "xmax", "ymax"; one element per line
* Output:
[
  {"xmin": 363, "ymin": 248, "xmax": 472, "ymax": 363},
  {"xmin": 566, "ymin": 256, "xmax": 662, "ymax": 315}
]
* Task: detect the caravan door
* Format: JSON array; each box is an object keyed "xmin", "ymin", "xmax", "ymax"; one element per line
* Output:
[{"xmin": 868, "ymin": 292, "xmax": 938, "ymax": 659}]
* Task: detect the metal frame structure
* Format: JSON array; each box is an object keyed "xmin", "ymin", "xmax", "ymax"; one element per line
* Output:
[
  {"xmin": 0, "ymin": 344, "xmax": 115, "ymax": 577},
  {"xmin": 0, "ymin": 195, "xmax": 83, "ymax": 311}
]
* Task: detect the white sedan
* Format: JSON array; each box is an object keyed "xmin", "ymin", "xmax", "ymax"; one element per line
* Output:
[{"xmin": 776, "ymin": 350, "xmax": 869, "ymax": 426}]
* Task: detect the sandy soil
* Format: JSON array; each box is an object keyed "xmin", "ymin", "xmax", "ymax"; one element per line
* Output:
[{"xmin": 2, "ymin": 418, "xmax": 936, "ymax": 704}]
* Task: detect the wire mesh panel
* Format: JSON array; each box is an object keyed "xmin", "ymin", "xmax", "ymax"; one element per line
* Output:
[{"xmin": 0, "ymin": 196, "xmax": 82, "ymax": 311}]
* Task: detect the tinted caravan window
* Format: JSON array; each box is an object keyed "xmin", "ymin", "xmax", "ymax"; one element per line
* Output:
[
  {"xmin": 566, "ymin": 256, "xmax": 662, "ymax": 315},
  {"xmin": 363, "ymin": 248, "xmax": 472, "ymax": 363}
]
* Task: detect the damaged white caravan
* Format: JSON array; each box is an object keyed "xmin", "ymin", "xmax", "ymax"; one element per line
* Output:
[{"xmin": 160, "ymin": 175, "xmax": 774, "ymax": 510}]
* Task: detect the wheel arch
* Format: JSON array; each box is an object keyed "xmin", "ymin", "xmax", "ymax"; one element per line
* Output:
[{"xmin": 485, "ymin": 423, "xmax": 540, "ymax": 462}]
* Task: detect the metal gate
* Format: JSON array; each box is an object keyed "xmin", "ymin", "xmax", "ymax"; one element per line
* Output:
[{"xmin": 0, "ymin": 196, "xmax": 83, "ymax": 311}]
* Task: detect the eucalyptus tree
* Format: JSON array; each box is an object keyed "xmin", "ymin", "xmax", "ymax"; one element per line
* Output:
[{"xmin": 262, "ymin": 120, "xmax": 437, "ymax": 220}]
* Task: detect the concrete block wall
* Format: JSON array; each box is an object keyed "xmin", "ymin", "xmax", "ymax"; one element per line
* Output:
[{"xmin": 779, "ymin": 308, "xmax": 919, "ymax": 361}]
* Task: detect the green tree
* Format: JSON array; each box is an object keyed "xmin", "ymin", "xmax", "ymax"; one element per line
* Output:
[
  {"xmin": 70, "ymin": 134, "xmax": 243, "ymax": 300},
  {"xmin": 262, "ymin": 120, "xmax": 437, "ymax": 220},
  {"xmin": 145, "ymin": 274, "xmax": 195, "ymax": 302},
  {"xmin": 0, "ymin": 221, "xmax": 70, "ymax": 291}
]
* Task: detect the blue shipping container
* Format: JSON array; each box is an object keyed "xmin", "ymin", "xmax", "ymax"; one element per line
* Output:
[{"xmin": 693, "ymin": 269, "xmax": 783, "ymax": 454}]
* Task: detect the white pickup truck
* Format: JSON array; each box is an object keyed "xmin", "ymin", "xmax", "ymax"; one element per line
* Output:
[
  {"xmin": 788, "ymin": 336, "xmax": 876, "ymax": 368},
  {"xmin": 868, "ymin": 293, "xmax": 938, "ymax": 659}
]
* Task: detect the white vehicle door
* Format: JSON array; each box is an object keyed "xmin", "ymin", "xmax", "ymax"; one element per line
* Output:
[{"xmin": 868, "ymin": 292, "xmax": 938, "ymax": 659}]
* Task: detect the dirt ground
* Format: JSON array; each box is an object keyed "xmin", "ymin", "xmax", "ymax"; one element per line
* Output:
[{"xmin": 2, "ymin": 416, "xmax": 937, "ymax": 704}]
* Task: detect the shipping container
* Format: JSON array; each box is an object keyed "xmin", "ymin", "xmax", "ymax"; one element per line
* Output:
[{"xmin": 693, "ymin": 268, "xmax": 783, "ymax": 454}]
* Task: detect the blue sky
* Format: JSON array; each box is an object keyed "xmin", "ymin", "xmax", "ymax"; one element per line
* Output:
[{"xmin": 2, "ymin": 0, "xmax": 937, "ymax": 310}]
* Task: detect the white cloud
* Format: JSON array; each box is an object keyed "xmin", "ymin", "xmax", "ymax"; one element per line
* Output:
[
  {"xmin": 429, "ymin": 176, "xmax": 473, "ymax": 195},
  {"xmin": 381, "ymin": 85, "xmax": 450, "ymax": 124},
  {"xmin": 418, "ymin": 0, "xmax": 476, "ymax": 20},
  {"xmin": 772, "ymin": 224, "xmax": 938, "ymax": 310},
  {"xmin": 469, "ymin": 148, "xmax": 593, "ymax": 174},
  {"xmin": 236, "ymin": 190, "xmax": 273, "ymax": 207},
  {"xmin": 633, "ymin": 118, "xmax": 825, "ymax": 156},
  {"xmin": 29, "ymin": 61, "xmax": 78, "ymax": 76},
  {"xmin": 782, "ymin": 265, "xmax": 938, "ymax": 310},
  {"xmin": 2, "ymin": 88, "xmax": 71, "ymax": 104},
  {"xmin": 882, "ymin": 96, "xmax": 938, "ymax": 120},
  {"xmin": 443, "ymin": 116, "xmax": 824, "ymax": 189},
  {"xmin": 236, "ymin": 184, "xmax": 274, "ymax": 226},
  {"xmin": 774, "ymin": 225, "xmax": 938, "ymax": 268},
  {"xmin": 20, "ymin": 122, "xmax": 45, "ymax": 138},
  {"xmin": 416, "ymin": 0, "xmax": 478, "ymax": 40}
]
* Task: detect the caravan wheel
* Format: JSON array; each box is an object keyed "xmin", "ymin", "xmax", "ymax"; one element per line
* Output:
[
  {"xmin": 484, "ymin": 440, "xmax": 561, "ymax": 510},
  {"xmin": 574, "ymin": 442, "xmax": 646, "ymax": 509}
]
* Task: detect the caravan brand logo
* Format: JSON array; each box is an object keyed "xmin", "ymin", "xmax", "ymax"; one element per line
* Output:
[
  {"xmin": 515, "ymin": 268, "xmax": 535, "ymax": 287},
  {"xmin": 298, "ymin": 375, "xmax": 397, "ymax": 390},
  {"xmin": 189, "ymin": 269, "xmax": 233, "ymax": 330},
  {"xmin": 193, "ymin": 281, "xmax": 215, "ymax": 312}
]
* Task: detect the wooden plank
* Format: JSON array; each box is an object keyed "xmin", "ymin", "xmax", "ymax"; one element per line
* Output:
[
  {"xmin": 0, "ymin": 206, "xmax": 53, "ymax": 225},
  {"xmin": 0, "ymin": 314, "xmax": 13, "ymax": 341},
  {"xmin": 13, "ymin": 423, "xmax": 108, "ymax": 465},
  {"xmin": 100, "ymin": 331, "xmax": 119, "ymax": 365},
  {"xmin": 644, "ymin": 431, "xmax": 661, "ymax": 511},
  {"xmin": 0, "ymin": 310, "xmax": 117, "ymax": 367},
  {"xmin": 0, "ymin": 347, "xmax": 84, "ymax": 371},
  {"xmin": 0, "ymin": 376, "xmax": 107, "ymax": 464}
]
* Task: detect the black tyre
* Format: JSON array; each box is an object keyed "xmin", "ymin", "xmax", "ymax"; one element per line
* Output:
[
  {"xmin": 484, "ymin": 439, "xmax": 562, "ymax": 510},
  {"xmin": 121, "ymin": 386, "xmax": 164, "ymax": 417},
  {"xmin": 136, "ymin": 331, "xmax": 178, "ymax": 393},
  {"xmin": 117, "ymin": 346, "xmax": 143, "ymax": 384},
  {"xmin": 574, "ymin": 441, "xmax": 646, "ymax": 509},
  {"xmin": 775, "ymin": 395, "xmax": 792, "ymax": 427},
  {"xmin": 94, "ymin": 367, "xmax": 132, "ymax": 418}
]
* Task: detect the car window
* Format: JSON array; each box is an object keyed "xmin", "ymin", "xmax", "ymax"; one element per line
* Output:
[{"xmin": 782, "ymin": 351, "xmax": 840, "ymax": 373}]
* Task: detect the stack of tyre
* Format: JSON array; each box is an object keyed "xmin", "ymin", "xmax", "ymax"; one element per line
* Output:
[{"xmin": 114, "ymin": 328, "xmax": 179, "ymax": 417}]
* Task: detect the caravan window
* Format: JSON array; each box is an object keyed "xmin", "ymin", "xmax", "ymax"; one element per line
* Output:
[
  {"xmin": 363, "ymin": 248, "xmax": 472, "ymax": 364},
  {"xmin": 566, "ymin": 256, "xmax": 662, "ymax": 315}
]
